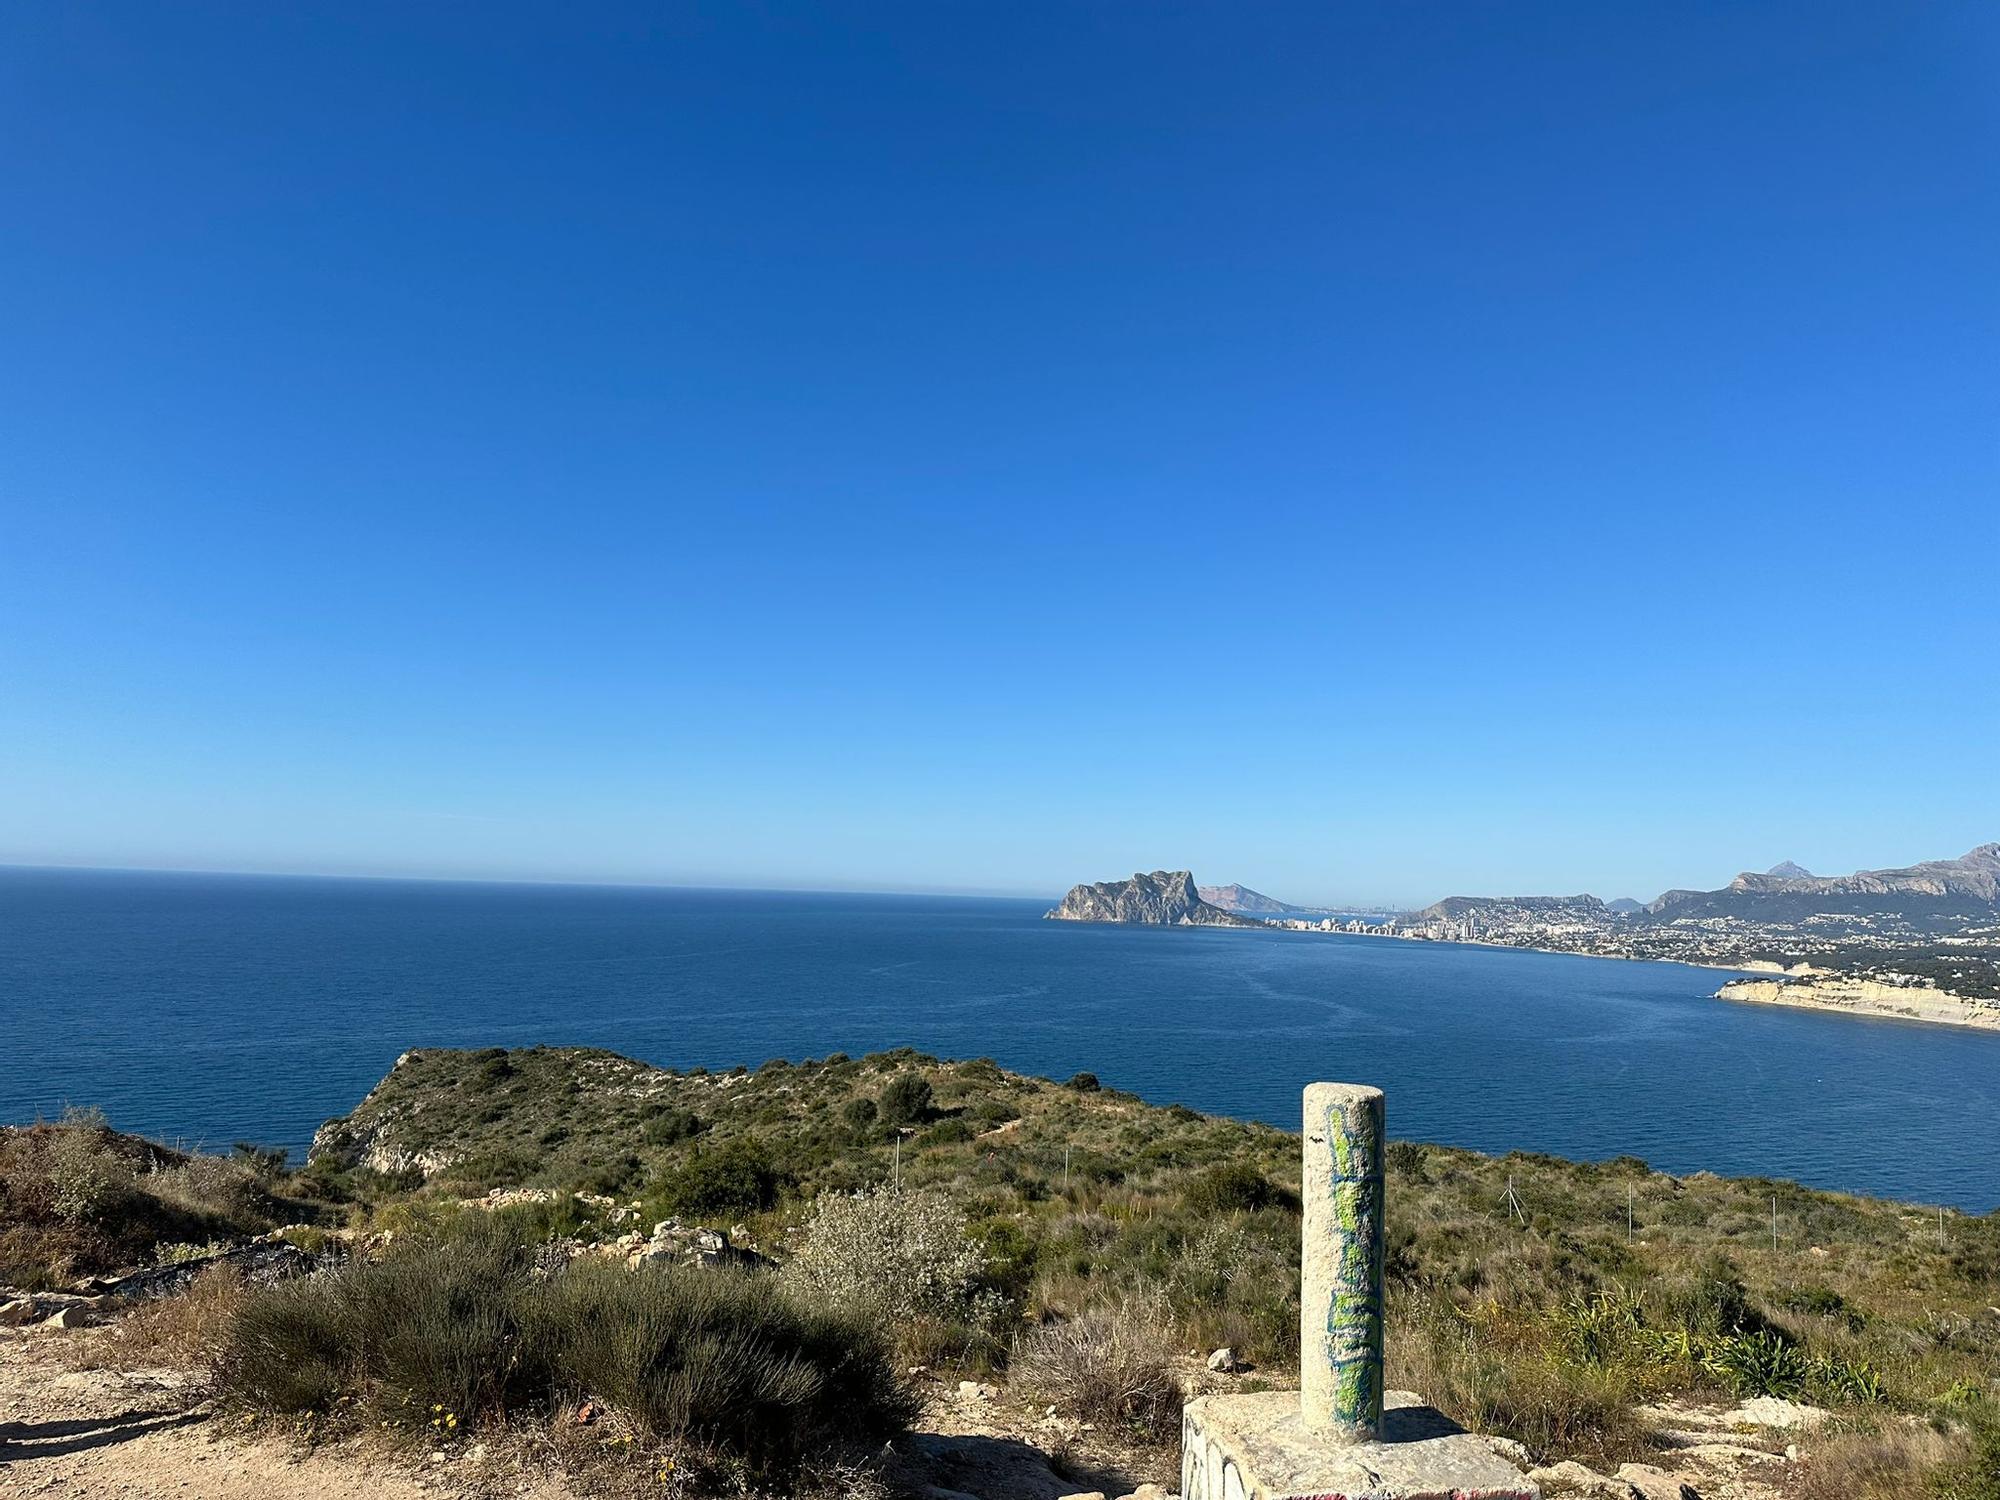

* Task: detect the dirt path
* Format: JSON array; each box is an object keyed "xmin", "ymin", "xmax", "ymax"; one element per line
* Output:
[
  {"xmin": 0, "ymin": 1328, "xmax": 518, "ymax": 1500},
  {"xmin": 0, "ymin": 1326, "xmax": 1149, "ymax": 1500}
]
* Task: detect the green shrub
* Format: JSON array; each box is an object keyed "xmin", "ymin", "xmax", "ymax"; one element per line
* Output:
[
  {"xmin": 1779, "ymin": 1282, "xmax": 1848, "ymax": 1318},
  {"xmin": 1702, "ymin": 1330, "xmax": 1810, "ymax": 1397},
  {"xmin": 220, "ymin": 1274, "xmax": 356, "ymax": 1412},
  {"xmin": 230, "ymin": 1143, "xmax": 291, "ymax": 1177},
  {"xmin": 217, "ymin": 1232, "xmax": 916, "ymax": 1479},
  {"xmin": 345, "ymin": 1236, "xmax": 526, "ymax": 1418},
  {"xmin": 1661, "ymin": 1255, "xmax": 1754, "ymax": 1339},
  {"xmin": 1182, "ymin": 1163, "xmax": 1292, "ymax": 1216},
  {"xmin": 642, "ymin": 1108, "xmax": 706, "ymax": 1148},
  {"xmin": 1811, "ymin": 1353, "xmax": 1885, "ymax": 1406},
  {"xmin": 529, "ymin": 1260, "xmax": 915, "ymax": 1472},
  {"xmin": 652, "ymin": 1142, "xmax": 782, "ymax": 1220},
  {"xmin": 842, "ymin": 1097, "xmax": 879, "ymax": 1132},
  {"xmin": 219, "ymin": 1223, "xmax": 529, "ymax": 1423},
  {"xmin": 474, "ymin": 1048, "xmax": 514, "ymax": 1085},
  {"xmin": 1066, "ymin": 1072, "xmax": 1101, "ymax": 1092},
  {"xmin": 879, "ymin": 1074, "xmax": 934, "ymax": 1128},
  {"xmin": 1933, "ymin": 1400, "xmax": 2000, "ymax": 1500},
  {"xmin": 971, "ymin": 1217, "xmax": 1037, "ymax": 1302}
]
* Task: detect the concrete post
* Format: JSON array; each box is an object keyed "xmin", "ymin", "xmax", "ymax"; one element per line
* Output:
[{"xmin": 1300, "ymin": 1082, "xmax": 1385, "ymax": 1442}]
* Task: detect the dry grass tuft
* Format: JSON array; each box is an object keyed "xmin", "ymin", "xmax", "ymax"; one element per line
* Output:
[
  {"xmin": 1012, "ymin": 1293, "xmax": 1184, "ymax": 1440},
  {"xmin": 1796, "ymin": 1420, "xmax": 1966, "ymax": 1500}
]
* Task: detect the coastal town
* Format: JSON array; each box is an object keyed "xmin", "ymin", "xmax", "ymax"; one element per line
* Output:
[{"xmin": 1088, "ymin": 846, "xmax": 2000, "ymax": 1031}]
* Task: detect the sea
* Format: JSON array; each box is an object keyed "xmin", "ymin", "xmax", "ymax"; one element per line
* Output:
[{"xmin": 3, "ymin": 866, "xmax": 1996, "ymax": 1211}]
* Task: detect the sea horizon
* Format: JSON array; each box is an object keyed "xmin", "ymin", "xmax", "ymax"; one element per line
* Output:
[{"xmin": 5, "ymin": 865, "xmax": 1996, "ymax": 1212}]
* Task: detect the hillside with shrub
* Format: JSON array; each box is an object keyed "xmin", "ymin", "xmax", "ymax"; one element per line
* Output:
[{"xmin": 4, "ymin": 1047, "xmax": 1999, "ymax": 1499}]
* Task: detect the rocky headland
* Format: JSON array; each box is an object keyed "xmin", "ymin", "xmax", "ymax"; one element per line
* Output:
[
  {"xmin": 1046, "ymin": 870, "xmax": 1260, "ymax": 926},
  {"xmin": 1716, "ymin": 975, "xmax": 2000, "ymax": 1032}
]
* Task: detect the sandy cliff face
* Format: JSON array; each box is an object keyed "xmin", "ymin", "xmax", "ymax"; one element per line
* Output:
[
  {"xmin": 1047, "ymin": 870, "xmax": 1259, "ymax": 926},
  {"xmin": 1717, "ymin": 976, "xmax": 2000, "ymax": 1031}
]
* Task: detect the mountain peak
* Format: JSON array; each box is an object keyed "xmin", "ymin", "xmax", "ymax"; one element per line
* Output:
[
  {"xmin": 1198, "ymin": 882, "xmax": 1308, "ymax": 916},
  {"xmin": 1047, "ymin": 870, "xmax": 1259, "ymax": 927},
  {"xmin": 1765, "ymin": 861, "xmax": 1813, "ymax": 880}
]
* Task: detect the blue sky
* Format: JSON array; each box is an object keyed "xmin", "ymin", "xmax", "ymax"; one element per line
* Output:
[{"xmin": 2, "ymin": 3, "xmax": 1995, "ymax": 906}]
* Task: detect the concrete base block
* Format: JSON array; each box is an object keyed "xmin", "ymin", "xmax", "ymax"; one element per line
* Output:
[{"xmin": 1182, "ymin": 1390, "xmax": 1539, "ymax": 1500}]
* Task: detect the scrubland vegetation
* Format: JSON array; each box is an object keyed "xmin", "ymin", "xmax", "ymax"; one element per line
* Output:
[
  {"xmin": 6, "ymin": 1045, "xmax": 1999, "ymax": 1495},
  {"xmin": 0, "ymin": 1107, "xmax": 307, "ymax": 1288},
  {"xmin": 217, "ymin": 1219, "xmax": 913, "ymax": 1485}
]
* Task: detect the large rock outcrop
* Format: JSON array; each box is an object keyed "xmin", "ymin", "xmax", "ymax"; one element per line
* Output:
[
  {"xmin": 1198, "ymin": 882, "xmax": 1315, "ymax": 916},
  {"xmin": 1046, "ymin": 871, "xmax": 1260, "ymax": 926}
]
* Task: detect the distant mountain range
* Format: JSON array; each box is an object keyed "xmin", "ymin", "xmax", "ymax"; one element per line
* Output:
[
  {"xmin": 1645, "ymin": 844, "xmax": 2000, "ymax": 925},
  {"xmin": 1406, "ymin": 844, "xmax": 2000, "ymax": 934},
  {"xmin": 1048, "ymin": 844, "xmax": 2000, "ymax": 943},
  {"xmin": 1046, "ymin": 871, "xmax": 1259, "ymax": 926},
  {"xmin": 1196, "ymin": 883, "xmax": 1322, "ymax": 916}
]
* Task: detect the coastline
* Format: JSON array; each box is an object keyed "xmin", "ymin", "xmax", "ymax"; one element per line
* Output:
[
  {"xmin": 1290, "ymin": 921, "xmax": 1759, "ymax": 975},
  {"xmin": 1716, "ymin": 976, "xmax": 2000, "ymax": 1034},
  {"xmin": 1269, "ymin": 922, "xmax": 2000, "ymax": 1032}
]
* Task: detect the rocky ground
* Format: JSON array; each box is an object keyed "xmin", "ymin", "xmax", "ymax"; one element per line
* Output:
[
  {"xmin": 1, "ymin": 1309, "xmax": 1815, "ymax": 1500},
  {"xmin": 0, "ymin": 1322, "xmax": 476, "ymax": 1500},
  {"xmin": 1528, "ymin": 1396, "xmax": 1815, "ymax": 1499},
  {"xmin": 0, "ymin": 1317, "xmax": 1171, "ymax": 1500}
]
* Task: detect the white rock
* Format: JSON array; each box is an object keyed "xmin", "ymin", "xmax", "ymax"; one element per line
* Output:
[
  {"xmin": 0, "ymin": 1298, "xmax": 40, "ymax": 1327},
  {"xmin": 1206, "ymin": 1347, "xmax": 1240, "ymax": 1373},
  {"xmin": 1484, "ymin": 1434, "xmax": 1535, "ymax": 1469},
  {"xmin": 1528, "ymin": 1460, "xmax": 1640, "ymax": 1498},
  {"xmin": 1613, "ymin": 1463, "xmax": 1702, "ymax": 1500},
  {"xmin": 1724, "ymin": 1396, "xmax": 1829, "ymax": 1430}
]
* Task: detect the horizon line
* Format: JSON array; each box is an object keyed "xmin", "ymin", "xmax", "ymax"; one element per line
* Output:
[{"xmin": 0, "ymin": 858, "xmax": 1429, "ymax": 911}]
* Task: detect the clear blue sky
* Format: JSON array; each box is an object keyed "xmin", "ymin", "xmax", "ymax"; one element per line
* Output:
[{"xmin": 2, "ymin": 3, "xmax": 1995, "ymax": 906}]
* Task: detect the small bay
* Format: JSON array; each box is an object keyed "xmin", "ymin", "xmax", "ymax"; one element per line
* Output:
[{"xmin": 3, "ymin": 867, "xmax": 1995, "ymax": 1210}]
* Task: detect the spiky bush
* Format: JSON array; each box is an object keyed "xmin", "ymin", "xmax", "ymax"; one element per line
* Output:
[
  {"xmin": 524, "ymin": 1258, "xmax": 916, "ymax": 1467},
  {"xmin": 215, "ymin": 1219, "xmax": 913, "ymax": 1479}
]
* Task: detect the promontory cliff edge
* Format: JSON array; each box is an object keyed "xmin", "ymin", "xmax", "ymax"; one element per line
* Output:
[{"xmin": 1046, "ymin": 869, "xmax": 1259, "ymax": 926}]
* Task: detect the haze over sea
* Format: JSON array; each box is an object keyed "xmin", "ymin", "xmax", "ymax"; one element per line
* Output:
[{"xmin": 6, "ymin": 867, "xmax": 1997, "ymax": 1212}]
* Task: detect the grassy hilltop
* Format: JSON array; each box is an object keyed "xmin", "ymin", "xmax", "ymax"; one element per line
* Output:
[{"xmin": 5, "ymin": 1046, "xmax": 1999, "ymax": 1498}]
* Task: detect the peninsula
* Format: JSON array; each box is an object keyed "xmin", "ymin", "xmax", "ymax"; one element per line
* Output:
[
  {"xmin": 1716, "ymin": 974, "xmax": 2000, "ymax": 1033},
  {"xmin": 1048, "ymin": 844, "xmax": 2000, "ymax": 1033},
  {"xmin": 1046, "ymin": 869, "xmax": 1259, "ymax": 926}
]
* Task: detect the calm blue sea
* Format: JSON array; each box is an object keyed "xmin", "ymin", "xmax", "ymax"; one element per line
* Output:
[{"xmin": 3, "ymin": 867, "xmax": 1996, "ymax": 1210}]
